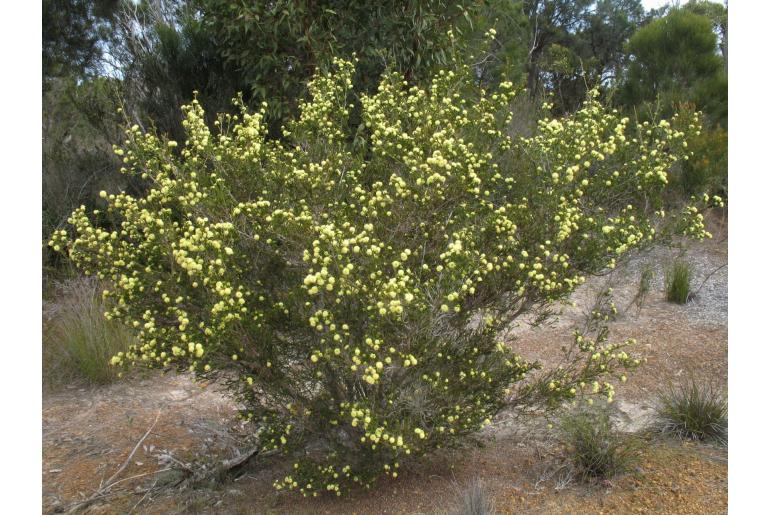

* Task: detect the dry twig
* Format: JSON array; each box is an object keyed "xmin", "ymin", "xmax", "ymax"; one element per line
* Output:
[{"xmin": 65, "ymin": 412, "xmax": 161, "ymax": 513}]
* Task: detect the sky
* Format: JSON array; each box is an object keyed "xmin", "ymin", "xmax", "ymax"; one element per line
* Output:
[{"xmin": 641, "ymin": 0, "xmax": 674, "ymax": 10}]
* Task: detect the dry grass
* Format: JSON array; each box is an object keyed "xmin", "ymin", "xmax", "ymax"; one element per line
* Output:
[
  {"xmin": 451, "ymin": 478, "xmax": 495, "ymax": 515},
  {"xmin": 43, "ymin": 276, "xmax": 135, "ymax": 387}
]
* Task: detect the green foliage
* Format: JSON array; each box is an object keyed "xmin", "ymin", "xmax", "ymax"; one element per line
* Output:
[
  {"xmin": 682, "ymin": 0, "xmax": 728, "ymax": 63},
  {"xmin": 50, "ymin": 59, "xmax": 711, "ymax": 496},
  {"xmin": 554, "ymin": 0, "xmax": 645, "ymax": 112},
  {"xmin": 115, "ymin": 0, "xmax": 246, "ymax": 142},
  {"xmin": 452, "ymin": 478, "xmax": 495, "ymax": 515},
  {"xmin": 195, "ymin": 0, "xmax": 483, "ymax": 131},
  {"xmin": 621, "ymin": 8, "xmax": 726, "ymax": 126},
  {"xmin": 664, "ymin": 260, "xmax": 692, "ymax": 304},
  {"xmin": 655, "ymin": 379, "xmax": 727, "ymax": 443},
  {"xmin": 485, "ymin": 0, "xmax": 644, "ymax": 113},
  {"xmin": 559, "ymin": 404, "xmax": 643, "ymax": 480},
  {"xmin": 41, "ymin": 74, "xmax": 149, "ymax": 284},
  {"xmin": 678, "ymin": 125, "xmax": 728, "ymax": 198},
  {"xmin": 42, "ymin": 76, "xmax": 132, "ymax": 240},
  {"xmin": 42, "ymin": 0, "xmax": 120, "ymax": 82},
  {"xmin": 43, "ymin": 277, "xmax": 135, "ymax": 386},
  {"xmin": 472, "ymin": 0, "xmax": 530, "ymax": 89}
]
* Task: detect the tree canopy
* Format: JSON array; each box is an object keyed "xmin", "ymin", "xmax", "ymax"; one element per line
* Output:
[{"xmin": 620, "ymin": 6, "xmax": 727, "ymax": 125}]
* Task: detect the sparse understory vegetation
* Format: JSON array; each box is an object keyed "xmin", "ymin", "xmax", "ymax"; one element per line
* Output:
[
  {"xmin": 665, "ymin": 259, "xmax": 694, "ymax": 304},
  {"xmin": 655, "ymin": 378, "xmax": 728, "ymax": 444},
  {"xmin": 43, "ymin": 277, "xmax": 135, "ymax": 386},
  {"xmin": 559, "ymin": 404, "xmax": 644, "ymax": 481},
  {"xmin": 452, "ymin": 478, "xmax": 496, "ymax": 515}
]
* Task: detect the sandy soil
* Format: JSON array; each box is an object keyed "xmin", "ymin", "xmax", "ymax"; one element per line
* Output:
[{"xmin": 42, "ymin": 218, "xmax": 728, "ymax": 514}]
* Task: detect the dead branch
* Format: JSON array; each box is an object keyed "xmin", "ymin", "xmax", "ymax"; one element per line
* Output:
[
  {"xmin": 103, "ymin": 411, "xmax": 161, "ymax": 488},
  {"xmin": 691, "ymin": 263, "xmax": 728, "ymax": 300},
  {"xmin": 185, "ymin": 447, "xmax": 280, "ymax": 485},
  {"xmin": 65, "ymin": 412, "xmax": 161, "ymax": 513}
]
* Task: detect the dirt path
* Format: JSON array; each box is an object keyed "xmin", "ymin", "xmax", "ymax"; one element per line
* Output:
[
  {"xmin": 42, "ymin": 227, "xmax": 728, "ymax": 514},
  {"xmin": 42, "ymin": 373, "xmax": 241, "ymax": 512}
]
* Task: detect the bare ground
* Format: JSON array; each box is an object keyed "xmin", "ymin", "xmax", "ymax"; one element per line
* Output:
[{"xmin": 42, "ymin": 218, "xmax": 728, "ymax": 514}]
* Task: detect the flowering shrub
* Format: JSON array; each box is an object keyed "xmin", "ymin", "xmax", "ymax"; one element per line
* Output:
[{"xmin": 50, "ymin": 58, "xmax": 712, "ymax": 496}]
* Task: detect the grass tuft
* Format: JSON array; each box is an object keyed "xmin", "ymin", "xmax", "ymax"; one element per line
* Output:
[
  {"xmin": 559, "ymin": 404, "xmax": 643, "ymax": 481},
  {"xmin": 43, "ymin": 277, "xmax": 135, "ymax": 387},
  {"xmin": 655, "ymin": 379, "xmax": 727, "ymax": 444},
  {"xmin": 451, "ymin": 478, "xmax": 495, "ymax": 515},
  {"xmin": 665, "ymin": 259, "xmax": 693, "ymax": 304}
]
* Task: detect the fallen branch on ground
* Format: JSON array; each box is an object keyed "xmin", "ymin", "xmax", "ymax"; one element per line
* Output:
[
  {"xmin": 691, "ymin": 263, "xmax": 727, "ymax": 300},
  {"xmin": 64, "ymin": 412, "xmax": 161, "ymax": 513}
]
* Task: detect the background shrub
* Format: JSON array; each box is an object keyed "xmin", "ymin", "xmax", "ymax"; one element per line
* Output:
[
  {"xmin": 655, "ymin": 379, "xmax": 727, "ymax": 444},
  {"xmin": 679, "ymin": 125, "xmax": 728, "ymax": 198},
  {"xmin": 49, "ymin": 58, "xmax": 711, "ymax": 496},
  {"xmin": 665, "ymin": 259, "xmax": 693, "ymax": 304}
]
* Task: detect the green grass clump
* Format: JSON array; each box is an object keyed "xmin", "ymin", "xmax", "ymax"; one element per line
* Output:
[
  {"xmin": 665, "ymin": 260, "xmax": 693, "ymax": 304},
  {"xmin": 559, "ymin": 405, "xmax": 643, "ymax": 481},
  {"xmin": 43, "ymin": 278, "xmax": 135, "ymax": 386},
  {"xmin": 655, "ymin": 380, "xmax": 727, "ymax": 444},
  {"xmin": 452, "ymin": 478, "xmax": 495, "ymax": 515}
]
